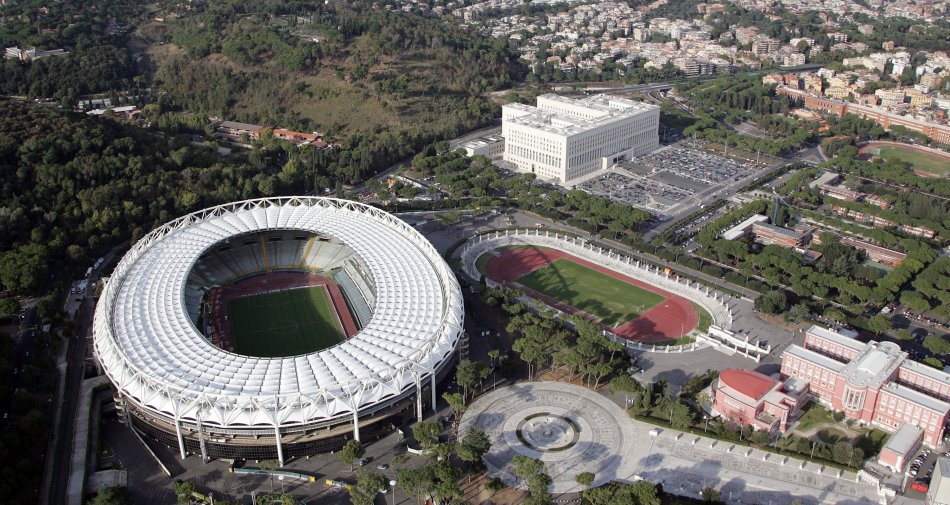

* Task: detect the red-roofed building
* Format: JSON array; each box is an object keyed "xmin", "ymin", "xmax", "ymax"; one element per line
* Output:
[{"xmin": 712, "ymin": 369, "xmax": 808, "ymax": 435}]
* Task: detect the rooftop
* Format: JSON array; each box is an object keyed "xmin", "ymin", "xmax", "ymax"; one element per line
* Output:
[
  {"xmin": 899, "ymin": 359, "xmax": 950, "ymax": 386},
  {"xmin": 883, "ymin": 383, "xmax": 950, "ymax": 414},
  {"xmin": 806, "ymin": 325, "xmax": 867, "ymax": 354},
  {"xmin": 719, "ymin": 369, "xmax": 777, "ymax": 402},
  {"xmin": 882, "ymin": 423, "xmax": 922, "ymax": 456},
  {"xmin": 502, "ymin": 94, "xmax": 658, "ymax": 138},
  {"xmin": 785, "ymin": 344, "xmax": 846, "ymax": 373},
  {"xmin": 721, "ymin": 214, "xmax": 769, "ymax": 240},
  {"xmin": 841, "ymin": 340, "xmax": 904, "ymax": 389},
  {"xmin": 753, "ymin": 222, "xmax": 803, "ymax": 239}
]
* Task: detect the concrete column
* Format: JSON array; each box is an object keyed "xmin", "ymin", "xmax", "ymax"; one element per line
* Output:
[
  {"xmin": 175, "ymin": 418, "xmax": 187, "ymax": 460},
  {"xmin": 431, "ymin": 373, "xmax": 437, "ymax": 413},
  {"xmin": 274, "ymin": 425, "xmax": 285, "ymax": 467},
  {"xmin": 195, "ymin": 410, "xmax": 209, "ymax": 463},
  {"xmin": 353, "ymin": 410, "xmax": 361, "ymax": 442},
  {"xmin": 416, "ymin": 376, "xmax": 424, "ymax": 422}
]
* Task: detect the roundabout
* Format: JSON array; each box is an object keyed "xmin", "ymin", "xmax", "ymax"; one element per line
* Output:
[{"xmin": 458, "ymin": 382, "xmax": 637, "ymax": 493}]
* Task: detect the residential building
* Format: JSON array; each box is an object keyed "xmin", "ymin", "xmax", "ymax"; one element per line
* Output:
[
  {"xmin": 501, "ymin": 94, "xmax": 659, "ymax": 184},
  {"xmin": 781, "ymin": 325, "xmax": 950, "ymax": 446},
  {"xmin": 783, "ymin": 53, "xmax": 806, "ymax": 67},
  {"xmin": 712, "ymin": 369, "xmax": 809, "ymax": 435},
  {"xmin": 839, "ymin": 236, "xmax": 906, "ymax": 267}
]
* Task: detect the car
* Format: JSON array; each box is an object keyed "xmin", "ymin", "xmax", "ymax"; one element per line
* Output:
[{"xmin": 377, "ymin": 464, "xmax": 389, "ymax": 471}]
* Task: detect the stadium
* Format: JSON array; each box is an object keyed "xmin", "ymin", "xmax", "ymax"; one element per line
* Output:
[
  {"xmin": 461, "ymin": 229, "xmax": 733, "ymax": 344},
  {"xmin": 93, "ymin": 197, "xmax": 464, "ymax": 464}
]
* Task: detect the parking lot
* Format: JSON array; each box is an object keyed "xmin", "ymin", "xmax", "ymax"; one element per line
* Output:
[{"xmin": 575, "ymin": 146, "xmax": 761, "ymax": 215}]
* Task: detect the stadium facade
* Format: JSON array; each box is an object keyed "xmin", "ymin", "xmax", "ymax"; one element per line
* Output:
[
  {"xmin": 501, "ymin": 94, "xmax": 660, "ymax": 185},
  {"xmin": 93, "ymin": 197, "xmax": 464, "ymax": 464}
]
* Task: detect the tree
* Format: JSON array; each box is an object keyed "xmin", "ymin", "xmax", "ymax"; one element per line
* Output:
[
  {"xmin": 868, "ymin": 315, "xmax": 890, "ymax": 335},
  {"xmin": 457, "ymin": 427, "xmax": 491, "ymax": 467},
  {"xmin": 584, "ymin": 481, "xmax": 660, "ymax": 505},
  {"xmin": 755, "ymin": 290, "xmax": 788, "ymax": 314},
  {"xmin": 412, "ymin": 421, "xmax": 442, "ymax": 450},
  {"xmin": 923, "ymin": 335, "xmax": 950, "ymax": 355},
  {"xmin": 397, "ymin": 466, "xmax": 436, "ymax": 503},
  {"xmin": 456, "ymin": 360, "xmax": 491, "ymax": 401},
  {"xmin": 174, "ymin": 481, "xmax": 197, "ymax": 504},
  {"xmin": 512, "ymin": 455, "xmax": 552, "ymax": 504},
  {"xmin": 339, "ymin": 440, "xmax": 365, "ymax": 471},
  {"xmin": 701, "ymin": 486, "xmax": 723, "ymax": 503},
  {"xmin": 609, "ymin": 374, "xmax": 642, "ymax": 406},
  {"xmin": 90, "ymin": 487, "xmax": 131, "ymax": 505},
  {"xmin": 351, "ymin": 471, "xmax": 387, "ymax": 505},
  {"xmin": 575, "ymin": 471, "xmax": 595, "ymax": 489},
  {"xmin": 443, "ymin": 392, "xmax": 467, "ymax": 428}
]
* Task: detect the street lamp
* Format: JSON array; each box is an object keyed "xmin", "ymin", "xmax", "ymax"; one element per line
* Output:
[
  {"xmin": 390, "ymin": 479, "xmax": 397, "ymax": 505},
  {"xmin": 704, "ymin": 415, "xmax": 709, "ymax": 433}
]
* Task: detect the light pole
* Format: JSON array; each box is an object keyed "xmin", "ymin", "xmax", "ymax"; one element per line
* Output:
[
  {"xmin": 704, "ymin": 415, "xmax": 709, "ymax": 433},
  {"xmin": 390, "ymin": 479, "xmax": 397, "ymax": 505}
]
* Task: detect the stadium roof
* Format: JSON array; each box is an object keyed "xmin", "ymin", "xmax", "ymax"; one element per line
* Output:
[{"xmin": 94, "ymin": 197, "xmax": 463, "ymax": 428}]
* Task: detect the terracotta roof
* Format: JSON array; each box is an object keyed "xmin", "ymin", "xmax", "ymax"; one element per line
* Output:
[{"xmin": 719, "ymin": 369, "xmax": 777, "ymax": 401}]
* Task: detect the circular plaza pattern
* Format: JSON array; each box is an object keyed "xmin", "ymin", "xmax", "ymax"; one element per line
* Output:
[{"xmin": 458, "ymin": 382, "xmax": 636, "ymax": 494}]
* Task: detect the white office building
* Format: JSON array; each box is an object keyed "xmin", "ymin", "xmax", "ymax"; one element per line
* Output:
[{"xmin": 501, "ymin": 94, "xmax": 660, "ymax": 185}]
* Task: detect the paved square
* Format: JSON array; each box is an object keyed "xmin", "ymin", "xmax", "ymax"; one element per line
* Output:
[{"xmin": 460, "ymin": 382, "xmax": 881, "ymax": 504}]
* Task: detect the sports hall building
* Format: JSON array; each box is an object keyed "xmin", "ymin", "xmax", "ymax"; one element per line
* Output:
[{"xmin": 715, "ymin": 325, "xmax": 950, "ymax": 446}]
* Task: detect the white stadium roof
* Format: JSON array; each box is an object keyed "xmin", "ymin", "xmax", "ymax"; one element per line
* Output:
[{"xmin": 94, "ymin": 197, "xmax": 463, "ymax": 429}]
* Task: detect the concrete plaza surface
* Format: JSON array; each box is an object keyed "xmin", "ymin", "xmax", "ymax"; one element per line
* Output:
[{"xmin": 460, "ymin": 382, "xmax": 882, "ymax": 505}]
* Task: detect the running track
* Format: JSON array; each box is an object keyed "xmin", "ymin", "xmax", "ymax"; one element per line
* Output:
[{"xmin": 485, "ymin": 247, "xmax": 698, "ymax": 343}]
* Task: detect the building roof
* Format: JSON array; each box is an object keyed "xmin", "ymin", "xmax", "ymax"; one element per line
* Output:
[
  {"xmin": 807, "ymin": 325, "xmax": 867, "ymax": 354},
  {"xmin": 882, "ymin": 383, "xmax": 950, "ymax": 414},
  {"xmin": 502, "ymin": 94, "xmax": 658, "ymax": 138},
  {"xmin": 93, "ymin": 197, "xmax": 463, "ymax": 428},
  {"xmin": 785, "ymin": 344, "xmax": 846, "ymax": 373},
  {"xmin": 753, "ymin": 222, "xmax": 803, "ymax": 239},
  {"xmin": 900, "ymin": 358, "xmax": 950, "ymax": 386},
  {"xmin": 882, "ymin": 423, "xmax": 922, "ymax": 456},
  {"xmin": 721, "ymin": 214, "xmax": 769, "ymax": 240},
  {"xmin": 719, "ymin": 369, "xmax": 777, "ymax": 402},
  {"xmin": 809, "ymin": 171, "xmax": 840, "ymax": 188},
  {"xmin": 841, "ymin": 340, "xmax": 904, "ymax": 389},
  {"xmin": 218, "ymin": 120, "xmax": 264, "ymax": 132}
]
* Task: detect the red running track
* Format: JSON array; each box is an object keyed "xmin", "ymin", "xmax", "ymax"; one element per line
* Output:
[
  {"xmin": 208, "ymin": 271, "xmax": 358, "ymax": 352},
  {"xmin": 485, "ymin": 247, "xmax": 698, "ymax": 343}
]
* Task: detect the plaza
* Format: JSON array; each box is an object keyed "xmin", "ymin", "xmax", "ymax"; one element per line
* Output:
[{"xmin": 460, "ymin": 382, "xmax": 882, "ymax": 504}]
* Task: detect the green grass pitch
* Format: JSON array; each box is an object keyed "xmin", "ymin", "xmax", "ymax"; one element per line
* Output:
[
  {"xmin": 226, "ymin": 286, "xmax": 343, "ymax": 357},
  {"xmin": 875, "ymin": 146, "xmax": 950, "ymax": 176},
  {"xmin": 515, "ymin": 258, "xmax": 665, "ymax": 326}
]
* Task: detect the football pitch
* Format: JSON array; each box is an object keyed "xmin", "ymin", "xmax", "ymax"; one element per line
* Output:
[
  {"xmin": 515, "ymin": 258, "xmax": 666, "ymax": 327},
  {"xmin": 226, "ymin": 286, "xmax": 343, "ymax": 357},
  {"xmin": 875, "ymin": 146, "xmax": 950, "ymax": 176}
]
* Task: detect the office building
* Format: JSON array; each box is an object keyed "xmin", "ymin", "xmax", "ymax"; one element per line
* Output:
[{"xmin": 501, "ymin": 94, "xmax": 659, "ymax": 184}]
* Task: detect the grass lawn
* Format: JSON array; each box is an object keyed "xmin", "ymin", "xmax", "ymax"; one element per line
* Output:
[
  {"xmin": 693, "ymin": 302, "xmax": 713, "ymax": 333},
  {"xmin": 875, "ymin": 146, "xmax": 950, "ymax": 176},
  {"xmin": 515, "ymin": 258, "xmax": 665, "ymax": 326},
  {"xmin": 794, "ymin": 403, "xmax": 836, "ymax": 432},
  {"xmin": 856, "ymin": 428, "xmax": 890, "ymax": 456},
  {"xmin": 815, "ymin": 427, "xmax": 849, "ymax": 444},
  {"xmin": 227, "ymin": 286, "xmax": 342, "ymax": 357}
]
